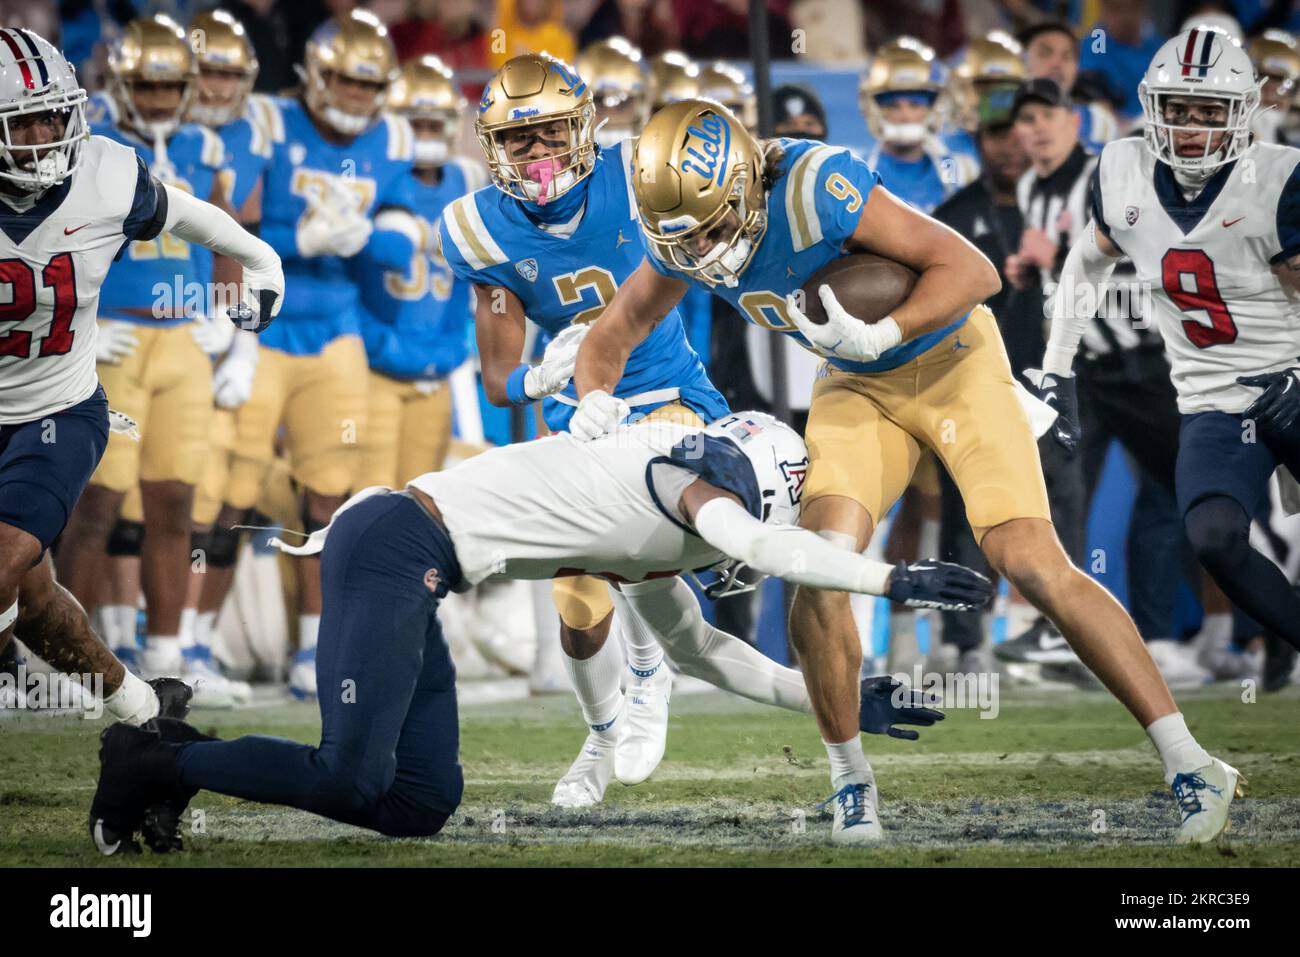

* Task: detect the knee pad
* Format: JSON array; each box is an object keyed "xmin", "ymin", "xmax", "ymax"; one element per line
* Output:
[
  {"xmin": 205, "ymin": 524, "xmax": 243, "ymax": 569},
  {"xmin": 190, "ymin": 529, "xmax": 211, "ymax": 557},
  {"xmin": 1185, "ymin": 497, "xmax": 1250, "ymax": 563},
  {"xmin": 105, "ymin": 519, "xmax": 145, "ymax": 558}
]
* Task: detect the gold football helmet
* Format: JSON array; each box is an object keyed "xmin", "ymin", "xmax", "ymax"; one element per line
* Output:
[
  {"xmin": 860, "ymin": 37, "xmax": 945, "ymax": 145},
  {"xmin": 632, "ymin": 99, "xmax": 766, "ymax": 288},
  {"xmin": 698, "ymin": 62, "xmax": 757, "ymax": 130},
  {"xmin": 107, "ymin": 14, "xmax": 197, "ymax": 141},
  {"xmin": 302, "ymin": 9, "xmax": 398, "ymax": 136},
  {"xmin": 390, "ymin": 55, "xmax": 465, "ymax": 167},
  {"xmin": 647, "ymin": 51, "xmax": 700, "ymax": 114},
  {"xmin": 945, "ymin": 33, "xmax": 1025, "ymax": 131},
  {"xmin": 575, "ymin": 37, "xmax": 645, "ymax": 147},
  {"xmin": 1250, "ymin": 30, "xmax": 1300, "ymax": 94},
  {"xmin": 476, "ymin": 53, "xmax": 596, "ymax": 205},
  {"xmin": 188, "ymin": 10, "xmax": 258, "ymax": 127}
]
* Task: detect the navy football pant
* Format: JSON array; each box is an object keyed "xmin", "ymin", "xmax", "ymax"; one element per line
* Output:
[
  {"xmin": 1177, "ymin": 412, "xmax": 1300, "ymax": 652},
  {"xmin": 176, "ymin": 492, "xmax": 465, "ymax": 837}
]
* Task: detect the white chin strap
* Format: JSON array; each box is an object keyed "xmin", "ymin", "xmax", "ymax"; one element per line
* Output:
[
  {"xmin": 324, "ymin": 106, "xmax": 371, "ymax": 136},
  {"xmin": 699, "ymin": 237, "xmax": 751, "ymax": 288},
  {"xmin": 1, "ymin": 600, "xmax": 16, "ymax": 633},
  {"xmin": 880, "ymin": 120, "xmax": 928, "ymax": 146},
  {"xmin": 414, "ymin": 139, "xmax": 449, "ymax": 167}
]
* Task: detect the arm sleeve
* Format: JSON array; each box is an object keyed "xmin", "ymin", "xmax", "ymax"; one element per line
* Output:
[
  {"xmin": 122, "ymin": 154, "xmax": 168, "ymax": 243},
  {"xmin": 1272, "ymin": 160, "xmax": 1300, "ymax": 265},
  {"xmin": 162, "ymin": 182, "xmax": 278, "ymax": 274},
  {"xmin": 1041, "ymin": 219, "xmax": 1121, "ymax": 376},
  {"xmin": 812, "ymin": 149, "xmax": 882, "ymax": 247},
  {"xmin": 692, "ymin": 497, "xmax": 892, "ymax": 595}
]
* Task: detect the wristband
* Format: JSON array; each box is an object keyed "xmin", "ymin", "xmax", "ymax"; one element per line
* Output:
[{"xmin": 505, "ymin": 363, "xmax": 533, "ymax": 405}]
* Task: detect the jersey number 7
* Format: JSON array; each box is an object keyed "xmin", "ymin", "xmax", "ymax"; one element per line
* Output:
[
  {"xmin": 0, "ymin": 254, "xmax": 77, "ymax": 359},
  {"xmin": 1161, "ymin": 248, "xmax": 1238, "ymax": 348}
]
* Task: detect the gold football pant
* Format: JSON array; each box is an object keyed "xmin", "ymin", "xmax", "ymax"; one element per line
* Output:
[{"xmin": 354, "ymin": 371, "xmax": 454, "ymax": 490}]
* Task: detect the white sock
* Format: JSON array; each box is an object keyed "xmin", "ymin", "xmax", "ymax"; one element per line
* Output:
[
  {"xmin": 141, "ymin": 635, "xmax": 182, "ymax": 676},
  {"xmin": 562, "ymin": 631, "xmax": 624, "ymax": 739},
  {"xmin": 95, "ymin": 606, "xmax": 120, "ymax": 650},
  {"xmin": 617, "ymin": 606, "xmax": 665, "ymax": 679},
  {"xmin": 1146, "ymin": 712, "xmax": 1212, "ymax": 784},
  {"xmin": 101, "ymin": 604, "xmax": 132, "ymax": 651},
  {"xmin": 179, "ymin": 607, "xmax": 197, "ymax": 648},
  {"xmin": 825, "ymin": 736, "xmax": 871, "ymax": 789},
  {"xmin": 115, "ymin": 604, "xmax": 140, "ymax": 649},
  {"xmin": 103, "ymin": 669, "xmax": 158, "ymax": 725},
  {"xmin": 194, "ymin": 609, "xmax": 218, "ymax": 650},
  {"xmin": 1195, "ymin": 613, "xmax": 1232, "ymax": 652},
  {"xmin": 299, "ymin": 614, "xmax": 321, "ymax": 652}
]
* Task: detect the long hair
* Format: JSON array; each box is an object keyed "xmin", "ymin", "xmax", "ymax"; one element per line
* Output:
[{"xmin": 761, "ymin": 139, "xmax": 788, "ymax": 191}]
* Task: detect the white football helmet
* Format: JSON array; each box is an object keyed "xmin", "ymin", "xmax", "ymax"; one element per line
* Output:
[
  {"xmin": 1139, "ymin": 26, "xmax": 1261, "ymax": 178},
  {"xmin": 704, "ymin": 411, "xmax": 809, "ymax": 528},
  {"xmin": 0, "ymin": 28, "xmax": 88, "ymax": 193}
]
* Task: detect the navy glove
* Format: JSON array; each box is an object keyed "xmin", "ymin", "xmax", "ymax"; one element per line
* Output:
[
  {"xmin": 859, "ymin": 675, "xmax": 945, "ymax": 740},
  {"xmin": 227, "ymin": 288, "xmax": 279, "ymax": 333},
  {"xmin": 887, "ymin": 558, "xmax": 994, "ymax": 612},
  {"xmin": 1024, "ymin": 370, "xmax": 1081, "ymax": 453},
  {"xmin": 1238, "ymin": 369, "xmax": 1300, "ymax": 436}
]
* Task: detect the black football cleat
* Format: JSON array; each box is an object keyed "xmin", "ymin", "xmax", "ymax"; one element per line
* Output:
[
  {"xmin": 140, "ymin": 717, "xmax": 218, "ymax": 854},
  {"xmin": 88, "ymin": 723, "xmax": 160, "ymax": 856},
  {"xmin": 148, "ymin": 676, "xmax": 194, "ymax": 720}
]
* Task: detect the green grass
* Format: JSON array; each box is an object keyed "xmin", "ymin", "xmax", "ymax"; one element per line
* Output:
[{"xmin": 3, "ymin": 683, "xmax": 1299, "ymax": 867}]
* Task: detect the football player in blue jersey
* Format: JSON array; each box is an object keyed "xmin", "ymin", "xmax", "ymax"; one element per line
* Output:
[
  {"xmin": 195, "ymin": 11, "xmax": 427, "ymax": 700},
  {"xmin": 352, "ymin": 55, "xmax": 483, "ymax": 490},
  {"xmin": 55, "ymin": 14, "xmax": 246, "ymax": 707},
  {"xmin": 438, "ymin": 53, "xmax": 728, "ymax": 806},
  {"xmin": 574, "ymin": 98, "xmax": 1239, "ymax": 845}
]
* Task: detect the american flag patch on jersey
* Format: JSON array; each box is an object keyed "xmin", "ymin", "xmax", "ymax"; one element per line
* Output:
[{"xmin": 1180, "ymin": 28, "xmax": 1220, "ymax": 79}]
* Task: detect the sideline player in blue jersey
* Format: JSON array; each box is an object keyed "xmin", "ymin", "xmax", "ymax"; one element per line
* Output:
[
  {"xmin": 56, "ymin": 15, "xmax": 244, "ymax": 706},
  {"xmin": 573, "ymin": 98, "xmax": 1239, "ymax": 846},
  {"xmin": 438, "ymin": 53, "xmax": 728, "ymax": 807},
  {"xmin": 196, "ymin": 12, "xmax": 426, "ymax": 700},
  {"xmin": 352, "ymin": 56, "xmax": 482, "ymax": 490}
]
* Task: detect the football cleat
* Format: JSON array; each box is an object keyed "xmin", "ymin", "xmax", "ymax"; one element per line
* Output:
[
  {"xmin": 288, "ymin": 647, "xmax": 318, "ymax": 701},
  {"xmin": 87, "ymin": 722, "xmax": 178, "ymax": 856},
  {"xmin": 147, "ymin": 676, "xmax": 194, "ymax": 720},
  {"xmin": 552, "ymin": 727, "xmax": 618, "ymax": 808},
  {"xmin": 993, "ymin": 616, "xmax": 1078, "ymax": 665},
  {"xmin": 819, "ymin": 772, "xmax": 884, "ymax": 845},
  {"xmin": 1172, "ymin": 758, "xmax": 1243, "ymax": 845},
  {"xmin": 183, "ymin": 645, "xmax": 252, "ymax": 706},
  {"xmin": 140, "ymin": 717, "xmax": 218, "ymax": 853},
  {"xmin": 615, "ymin": 665, "xmax": 671, "ymax": 785}
]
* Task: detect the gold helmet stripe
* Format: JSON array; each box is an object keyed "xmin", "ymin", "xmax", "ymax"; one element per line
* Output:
[
  {"xmin": 445, "ymin": 194, "xmax": 508, "ymax": 270},
  {"xmin": 785, "ymin": 144, "xmax": 846, "ymax": 252}
]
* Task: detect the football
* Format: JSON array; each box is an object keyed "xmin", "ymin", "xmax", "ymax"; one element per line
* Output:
[{"xmin": 798, "ymin": 252, "xmax": 918, "ymax": 325}]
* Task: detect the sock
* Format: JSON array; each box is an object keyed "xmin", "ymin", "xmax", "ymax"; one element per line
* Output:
[
  {"xmin": 101, "ymin": 604, "xmax": 132, "ymax": 651},
  {"xmin": 103, "ymin": 669, "xmax": 158, "ymax": 725},
  {"xmin": 194, "ymin": 610, "xmax": 218, "ymax": 650},
  {"xmin": 299, "ymin": 614, "xmax": 321, "ymax": 653},
  {"xmin": 618, "ymin": 605, "xmax": 665, "ymax": 679},
  {"xmin": 141, "ymin": 635, "xmax": 182, "ymax": 676},
  {"xmin": 95, "ymin": 606, "xmax": 121, "ymax": 650},
  {"xmin": 179, "ymin": 607, "xmax": 198, "ymax": 649},
  {"xmin": 824, "ymin": 736, "xmax": 871, "ymax": 789},
  {"xmin": 117, "ymin": 604, "xmax": 141, "ymax": 649},
  {"xmin": 1195, "ymin": 613, "xmax": 1232, "ymax": 655},
  {"xmin": 1146, "ymin": 712, "xmax": 1212, "ymax": 784},
  {"xmin": 562, "ymin": 631, "xmax": 624, "ymax": 740}
]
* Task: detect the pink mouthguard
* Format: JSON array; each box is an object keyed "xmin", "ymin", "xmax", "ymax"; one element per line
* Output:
[{"xmin": 524, "ymin": 159, "xmax": 557, "ymax": 205}]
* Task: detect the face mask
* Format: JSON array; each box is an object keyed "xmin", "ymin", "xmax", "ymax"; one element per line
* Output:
[
  {"xmin": 8, "ymin": 148, "xmax": 69, "ymax": 192},
  {"xmin": 414, "ymin": 138, "xmax": 448, "ymax": 167},
  {"xmin": 880, "ymin": 120, "xmax": 927, "ymax": 147}
]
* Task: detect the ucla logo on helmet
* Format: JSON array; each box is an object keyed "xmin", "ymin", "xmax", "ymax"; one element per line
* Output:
[
  {"xmin": 548, "ymin": 61, "xmax": 586, "ymax": 97},
  {"xmin": 509, "ymin": 106, "xmax": 541, "ymax": 120},
  {"xmin": 679, "ymin": 111, "xmax": 731, "ymax": 186},
  {"xmin": 478, "ymin": 87, "xmax": 493, "ymax": 113}
]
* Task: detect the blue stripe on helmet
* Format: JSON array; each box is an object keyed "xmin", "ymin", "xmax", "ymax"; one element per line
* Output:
[{"xmin": 15, "ymin": 30, "xmax": 48, "ymax": 87}]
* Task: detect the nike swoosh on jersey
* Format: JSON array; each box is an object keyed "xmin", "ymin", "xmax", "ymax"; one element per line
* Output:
[
  {"xmin": 1221, "ymin": 217, "xmax": 1245, "ymax": 228},
  {"xmin": 63, "ymin": 223, "xmax": 90, "ymax": 235}
]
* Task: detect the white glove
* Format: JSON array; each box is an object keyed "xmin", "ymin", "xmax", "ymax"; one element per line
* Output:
[
  {"xmin": 297, "ymin": 207, "xmax": 373, "ymax": 259},
  {"xmin": 523, "ymin": 323, "xmax": 591, "ymax": 400},
  {"xmin": 785, "ymin": 285, "xmax": 902, "ymax": 363},
  {"xmin": 569, "ymin": 389, "xmax": 630, "ymax": 441},
  {"xmin": 96, "ymin": 320, "xmax": 139, "ymax": 365},
  {"xmin": 212, "ymin": 331, "xmax": 259, "ymax": 409},
  {"xmin": 191, "ymin": 314, "xmax": 234, "ymax": 355}
]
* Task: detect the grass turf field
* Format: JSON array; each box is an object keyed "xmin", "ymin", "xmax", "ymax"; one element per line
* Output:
[{"xmin": 2, "ymin": 682, "xmax": 1299, "ymax": 867}]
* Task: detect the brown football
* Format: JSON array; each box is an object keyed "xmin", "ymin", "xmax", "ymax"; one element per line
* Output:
[{"xmin": 799, "ymin": 253, "xmax": 918, "ymax": 326}]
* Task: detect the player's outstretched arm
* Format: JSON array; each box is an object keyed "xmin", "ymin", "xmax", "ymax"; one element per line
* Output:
[
  {"xmin": 473, "ymin": 283, "xmax": 528, "ymax": 407},
  {"xmin": 847, "ymin": 184, "xmax": 1002, "ymax": 341},
  {"xmin": 161, "ymin": 183, "xmax": 283, "ymax": 331},
  {"xmin": 681, "ymin": 483, "xmax": 993, "ymax": 612}
]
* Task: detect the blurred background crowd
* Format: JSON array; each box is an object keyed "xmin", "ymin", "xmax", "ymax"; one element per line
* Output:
[{"xmin": 6, "ymin": 0, "xmax": 1300, "ymax": 704}]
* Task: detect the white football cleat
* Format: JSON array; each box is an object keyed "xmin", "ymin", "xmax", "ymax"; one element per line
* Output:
[
  {"xmin": 288, "ymin": 647, "xmax": 317, "ymax": 701},
  {"xmin": 551, "ymin": 729, "xmax": 617, "ymax": 808},
  {"xmin": 1173, "ymin": 758, "xmax": 1243, "ymax": 844},
  {"xmin": 820, "ymin": 772, "xmax": 884, "ymax": 845},
  {"xmin": 183, "ymin": 646, "xmax": 251, "ymax": 706},
  {"xmin": 615, "ymin": 665, "xmax": 671, "ymax": 785}
]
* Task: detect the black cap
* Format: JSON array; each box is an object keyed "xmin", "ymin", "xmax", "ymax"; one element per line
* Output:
[
  {"xmin": 1011, "ymin": 77, "xmax": 1072, "ymax": 120},
  {"xmin": 771, "ymin": 83, "xmax": 828, "ymax": 133}
]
